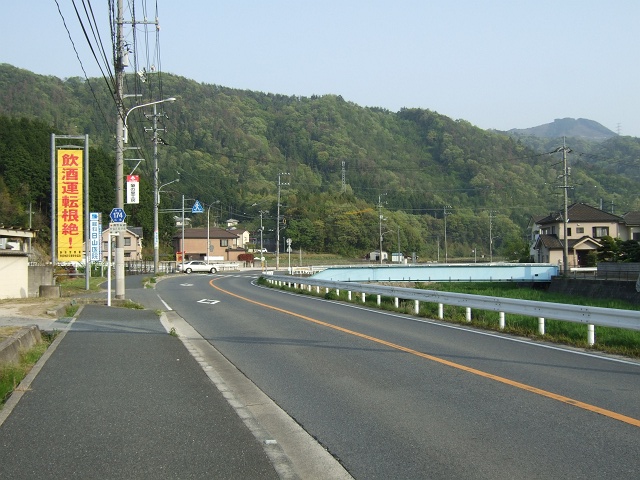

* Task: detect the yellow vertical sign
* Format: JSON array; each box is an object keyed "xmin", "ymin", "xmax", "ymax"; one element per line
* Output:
[{"xmin": 57, "ymin": 149, "xmax": 83, "ymax": 261}]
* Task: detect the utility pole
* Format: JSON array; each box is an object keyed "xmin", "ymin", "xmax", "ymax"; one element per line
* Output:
[
  {"xmin": 114, "ymin": 0, "xmax": 126, "ymax": 299},
  {"xmin": 443, "ymin": 205, "xmax": 452, "ymax": 263},
  {"xmin": 276, "ymin": 173, "xmax": 289, "ymax": 270},
  {"xmin": 113, "ymin": 5, "xmax": 163, "ymax": 289},
  {"xmin": 147, "ymin": 103, "xmax": 166, "ymax": 274},
  {"xmin": 489, "ymin": 210, "xmax": 495, "ymax": 263},
  {"xmin": 378, "ymin": 193, "xmax": 387, "ymax": 264},
  {"xmin": 561, "ymin": 138, "xmax": 570, "ymax": 275},
  {"xmin": 552, "ymin": 138, "xmax": 572, "ymax": 275}
]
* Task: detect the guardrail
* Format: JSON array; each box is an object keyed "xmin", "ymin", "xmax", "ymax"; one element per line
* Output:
[
  {"xmin": 263, "ymin": 274, "xmax": 640, "ymax": 346},
  {"xmin": 216, "ymin": 262, "xmax": 240, "ymax": 271}
]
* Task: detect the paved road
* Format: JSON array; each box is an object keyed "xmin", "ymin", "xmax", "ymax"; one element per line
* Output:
[
  {"xmin": 157, "ymin": 272, "xmax": 640, "ymax": 479},
  {"xmin": 0, "ymin": 273, "xmax": 352, "ymax": 479}
]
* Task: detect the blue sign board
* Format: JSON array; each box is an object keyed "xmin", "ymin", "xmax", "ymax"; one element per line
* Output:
[
  {"xmin": 110, "ymin": 208, "xmax": 126, "ymax": 223},
  {"xmin": 192, "ymin": 200, "xmax": 204, "ymax": 213}
]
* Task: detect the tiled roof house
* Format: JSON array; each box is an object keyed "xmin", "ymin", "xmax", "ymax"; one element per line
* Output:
[{"xmin": 529, "ymin": 203, "xmax": 628, "ymax": 268}]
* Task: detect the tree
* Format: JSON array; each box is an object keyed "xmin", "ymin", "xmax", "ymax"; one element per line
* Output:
[{"xmin": 597, "ymin": 236, "xmax": 620, "ymax": 262}]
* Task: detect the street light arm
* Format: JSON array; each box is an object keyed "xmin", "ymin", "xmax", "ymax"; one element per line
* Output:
[
  {"xmin": 159, "ymin": 178, "xmax": 179, "ymax": 191},
  {"xmin": 124, "ymin": 97, "xmax": 177, "ymax": 143},
  {"xmin": 157, "ymin": 178, "xmax": 179, "ymax": 206}
]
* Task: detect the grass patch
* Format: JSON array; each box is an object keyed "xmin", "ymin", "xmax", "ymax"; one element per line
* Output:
[
  {"xmin": 65, "ymin": 304, "xmax": 80, "ymax": 317},
  {"xmin": 418, "ymin": 281, "xmax": 640, "ymax": 310},
  {"xmin": 0, "ymin": 327, "xmax": 21, "ymax": 342},
  {"xmin": 58, "ymin": 276, "xmax": 105, "ymax": 297},
  {"xmin": 121, "ymin": 300, "xmax": 144, "ymax": 310},
  {"xmin": 0, "ymin": 333, "xmax": 56, "ymax": 407}
]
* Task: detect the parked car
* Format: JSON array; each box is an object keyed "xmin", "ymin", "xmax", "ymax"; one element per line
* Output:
[{"xmin": 177, "ymin": 260, "xmax": 218, "ymax": 274}]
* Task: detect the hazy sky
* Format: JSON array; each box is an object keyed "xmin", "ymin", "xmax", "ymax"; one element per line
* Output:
[{"xmin": 4, "ymin": 1, "xmax": 640, "ymax": 136}]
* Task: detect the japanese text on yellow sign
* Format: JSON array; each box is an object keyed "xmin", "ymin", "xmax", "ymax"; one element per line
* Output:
[{"xmin": 57, "ymin": 149, "xmax": 83, "ymax": 261}]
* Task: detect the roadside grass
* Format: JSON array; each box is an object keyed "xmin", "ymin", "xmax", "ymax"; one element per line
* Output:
[
  {"xmin": 57, "ymin": 276, "xmax": 143, "ymax": 309},
  {"xmin": 58, "ymin": 276, "xmax": 105, "ymax": 296},
  {"xmin": 65, "ymin": 304, "xmax": 80, "ymax": 317},
  {"xmin": 0, "ymin": 332, "xmax": 56, "ymax": 407},
  {"xmin": 0, "ymin": 327, "xmax": 21, "ymax": 342},
  {"xmin": 121, "ymin": 299, "xmax": 144, "ymax": 309},
  {"xmin": 258, "ymin": 277, "xmax": 640, "ymax": 358}
]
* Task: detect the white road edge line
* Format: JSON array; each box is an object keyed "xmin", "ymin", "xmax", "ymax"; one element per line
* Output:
[
  {"xmin": 252, "ymin": 280, "xmax": 640, "ymax": 368},
  {"xmin": 157, "ymin": 295, "xmax": 352, "ymax": 480}
]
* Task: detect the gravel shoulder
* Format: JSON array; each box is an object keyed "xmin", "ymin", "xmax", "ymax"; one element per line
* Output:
[{"xmin": 0, "ymin": 297, "xmax": 70, "ymax": 333}]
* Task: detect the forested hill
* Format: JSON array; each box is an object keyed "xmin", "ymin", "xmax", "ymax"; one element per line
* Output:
[{"xmin": 1, "ymin": 63, "xmax": 638, "ymax": 260}]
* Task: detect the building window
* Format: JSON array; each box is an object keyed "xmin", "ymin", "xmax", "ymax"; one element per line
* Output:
[
  {"xmin": 576, "ymin": 227, "xmax": 584, "ymax": 234},
  {"xmin": 593, "ymin": 227, "xmax": 609, "ymax": 238},
  {"xmin": 633, "ymin": 232, "xmax": 640, "ymax": 241},
  {"xmin": 220, "ymin": 239, "xmax": 228, "ymax": 247},
  {"xmin": 567, "ymin": 228, "xmax": 572, "ymax": 237},
  {"xmin": 124, "ymin": 237, "xmax": 131, "ymax": 247}
]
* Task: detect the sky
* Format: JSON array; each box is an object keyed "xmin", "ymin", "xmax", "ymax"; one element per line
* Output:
[{"xmin": 4, "ymin": 1, "xmax": 640, "ymax": 136}]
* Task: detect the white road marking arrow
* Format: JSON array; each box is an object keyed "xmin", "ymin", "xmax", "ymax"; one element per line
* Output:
[{"xmin": 197, "ymin": 299, "xmax": 220, "ymax": 305}]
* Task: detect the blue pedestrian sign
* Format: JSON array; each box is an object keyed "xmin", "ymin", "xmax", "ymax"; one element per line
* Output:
[
  {"xmin": 110, "ymin": 208, "xmax": 126, "ymax": 223},
  {"xmin": 192, "ymin": 200, "xmax": 204, "ymax": 214}
]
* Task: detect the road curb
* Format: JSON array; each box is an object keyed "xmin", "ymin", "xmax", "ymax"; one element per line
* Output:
[
  {"xmin": 161, "ymin": 310, "xmax": 353, "ymax": 480},
  {"xmin": 0, "ymin": 326, "xmax": 42, "ymax": 365}
]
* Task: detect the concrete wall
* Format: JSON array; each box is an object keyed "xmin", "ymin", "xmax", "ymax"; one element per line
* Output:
[
  {"xmin": 598, "ymin": 262, "xmax": 640, "ymax": 276},
  {"xmin": 28, "ymin": 265, "xmax": 55, "ymax": 297},
  {"xmin": 0, "ymin": 254, "xmax": 28, "ymax": 299},
  {"xmin": 312, "ymin": 263, "xmax": 559, "ymax": 283},
  {"xmin": 548, "ymin": 278, "xmax": 640, "ymax": 305}
]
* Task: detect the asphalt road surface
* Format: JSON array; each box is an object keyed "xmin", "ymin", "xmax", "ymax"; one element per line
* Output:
[{"xmin": 158, "ymin": 272, "xmax": 640, "ymax": 479}]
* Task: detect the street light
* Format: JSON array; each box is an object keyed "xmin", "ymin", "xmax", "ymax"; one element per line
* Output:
[
  {"xmin": 252, "ymin": 202, "xmax": 269, "ymax": 271},
  {"xmin": 123, "ymin": 97, "xmax": 176, "ymax": 144},
  {"xmin": 115, "ymin": 96, "xmax": 176, "ymax": 298},
  {"xmin": 207, "ymin": 200, "xmax": 221, "ymax": 264},
  {"xmin": 147, "ymin": 99, "xmax": 177, "ymax": 276},
  {"xmin": 154, "ymin": 177, "xmax": 179, "ymax": 273}
]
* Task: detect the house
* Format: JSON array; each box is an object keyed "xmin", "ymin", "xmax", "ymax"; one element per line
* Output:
[
  {"xmin": 621, "ymin": 211, "xmax": 640, "ymax": 241},
  {"xmin": 367, "ymin": 250, "xmax": 388, "ymax": 262},
  {"xmin": 529, "ymin": 203, "xmax": 625, "ymax": 267},
  {"xmin": 226, "ymin": 227, "xmax": 249, "ymax": 249},
  {"xmin": 173, "ymin": 227, "xmax": 245, "ymax": 262},
  {"xmin": 102, "ymin": 226, "xmax": 143, "ymax": 262}
]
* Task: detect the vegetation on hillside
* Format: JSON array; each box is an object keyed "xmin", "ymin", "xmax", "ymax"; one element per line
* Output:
[{"xmin": 1, "ymin": 63, "xmax": 639, "ymax": 261}]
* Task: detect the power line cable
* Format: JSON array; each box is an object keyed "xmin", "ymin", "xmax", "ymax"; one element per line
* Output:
[{"xmin": 54, "ymin": 0, "xmax": 113, "ymax": 128}]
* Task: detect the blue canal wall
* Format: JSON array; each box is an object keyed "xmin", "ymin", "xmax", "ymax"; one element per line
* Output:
[{"xmin": 311, "ymin": 263, "xmax": 559, "ymax": 283}]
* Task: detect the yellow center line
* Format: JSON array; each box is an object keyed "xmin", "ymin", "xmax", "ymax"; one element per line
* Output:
[{"xmin": 210, "ymin": 278, "xmax": 640, "ymax": 428}]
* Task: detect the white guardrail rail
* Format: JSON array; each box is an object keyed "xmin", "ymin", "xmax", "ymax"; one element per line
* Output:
[{"xmin": 263, "ymin": 274, "xmax": 640, "ymax": 346}]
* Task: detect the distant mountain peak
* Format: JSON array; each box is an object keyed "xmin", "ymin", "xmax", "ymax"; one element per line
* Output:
[{"xmin": 508, "ymin": 118, "xmax": 616, "ymax": 140}]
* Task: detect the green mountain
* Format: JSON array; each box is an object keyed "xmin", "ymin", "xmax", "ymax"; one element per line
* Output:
[
  {"xmin": 1, "ymin": 63, "xmax": 639, "ymax": 261},
  {"xmin": 506, "ymin": 118, "xmax": 616, "ymax": 140}
]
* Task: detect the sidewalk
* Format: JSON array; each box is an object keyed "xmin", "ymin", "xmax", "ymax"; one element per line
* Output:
[{"xmin": 0, "ymin": 302, "xmax": 280, "ymax": 479}]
